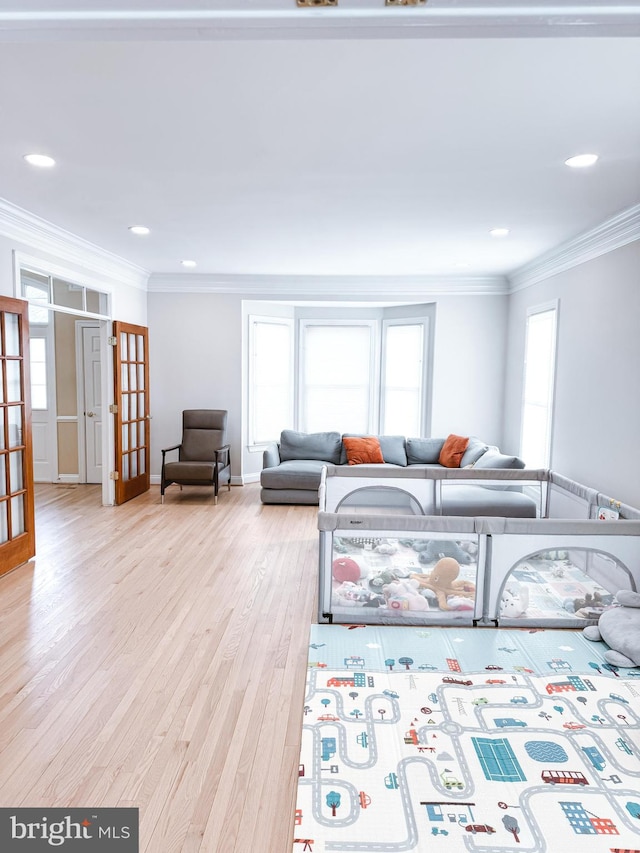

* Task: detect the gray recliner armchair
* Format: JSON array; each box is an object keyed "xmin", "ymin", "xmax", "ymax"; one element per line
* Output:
[{"xmin": 161, "ymin": 409, "xmax": 231, "ymax": 505}]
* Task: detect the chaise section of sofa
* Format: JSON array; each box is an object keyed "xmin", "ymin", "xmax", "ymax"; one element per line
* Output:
[
  {"xmin": 260, "ymin": 429, "xmax": 536, "ymax": 516},
  {"xmin": 440, "ymin": 447, "xmax": 536, "ymax": 517},
  {"xmin": 261, "ymin": 430, "xmax": 342, "ymax": 505}
]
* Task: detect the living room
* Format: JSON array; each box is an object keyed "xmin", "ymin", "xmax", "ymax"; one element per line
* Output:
[
  {"xmin": 0, "ymin": 6, "xmax": 638, "ymax": 513},
  {"xmin": 0, "ymin": 4, "xmax": 639, "ymax": 851}
]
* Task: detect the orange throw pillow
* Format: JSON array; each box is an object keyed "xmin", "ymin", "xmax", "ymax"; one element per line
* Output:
[
  {"xmin": 343, "ymin": 436, "xmax": 385, "ymax": 465},
  {"xmin": 439, "ymin": 433, "xmax": 469, "ymax": 468}
]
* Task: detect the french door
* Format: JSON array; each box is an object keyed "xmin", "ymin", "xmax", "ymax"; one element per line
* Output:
[
  {"xmin": 113, "ymin": 321, "xmax": 150, "ymax": 505},
  {"xmin": 0, "ymin": 296, "xmax": 35, "ymax": 576}
]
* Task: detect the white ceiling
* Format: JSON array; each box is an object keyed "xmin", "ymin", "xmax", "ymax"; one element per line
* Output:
[{"xmin": 0, "ymin": 1, "xmax": 639, "ymax": 281}]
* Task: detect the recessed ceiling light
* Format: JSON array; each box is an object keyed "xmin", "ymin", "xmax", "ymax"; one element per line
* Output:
[
  {"xmin": 24, "ymin": 153, "xmax": 55, "ymax": 168},
  {"xmin": 181, "ymin": 260, "xmax": 197, "ymax": 268},
  {"xmin": 453, "ymin": 262, "xmax": 470, "ymax": 269},
  {"xmin": 489, "ymin": 228, "xmax": 510, "ymax": 238},
  {"xmin": 565, "ymin": 153, "xmax": 599, "ymax": 168},
  {"xmin": 128, "ymin": 225, "xmax": 150, "ymax": 236}
]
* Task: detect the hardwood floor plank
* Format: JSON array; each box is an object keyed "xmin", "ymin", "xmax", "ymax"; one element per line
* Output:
[{"xmin": 0, "ymin": 483, "xmax": 318, "ymax": 852}]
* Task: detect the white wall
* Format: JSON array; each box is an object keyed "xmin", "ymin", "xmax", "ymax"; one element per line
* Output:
[
  {"xmin": 148, "ymin": 292, "xmax": 243, "ymax": 481},
  {"xmin": 431, "ymin": 294, "xmax": 509, "ymax": 449},
  {"xmin": 148, "ymin": 290, "xmax": 510, "ymax": 482},
  {"xmin": 503, "ymin": 240, "xmax": 640, "ymax": 507}
]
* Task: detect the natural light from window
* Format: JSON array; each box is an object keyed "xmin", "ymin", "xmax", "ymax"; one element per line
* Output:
[
  {"xmin": 382, "ymin": 323, "xmax": 423, "ymax": 436},
  {"xmin": 521, "ymin": 305, "xmax": 557, "ymax": 468},
  {"xmin": 302, "ymin": 324, "xmax": 373, "ymax": 434},
  {"xmin": 29, "ymin": 337, "xmax": 47, "ymax": 410},
  {"xmin": 249, "ymin": 318, "xmax": 293, "ymax": 445},
  {"xmin": 246, "ymin": 305, "xmax": 433, "ymax": 446}
]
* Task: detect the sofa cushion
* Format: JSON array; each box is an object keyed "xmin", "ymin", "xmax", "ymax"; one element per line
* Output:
[
  {"xmin": 441, "ymin": 485, "xmax": 537, "ymax": 518},
  {"xmin": 279, "ymin": 430, "xmax": 342, "ymax": 464},
  {"xmin": 460, "ymin": 436, "xmax": 489, "ymax": 468},
  {"xmin": 261, "ymin": 487, "xmax": 319, "ymax": 505},
  {"xmin": 164, "ymin": 461, "xmax": 215, "ymax": 483},
  {"xmin": 406, "ymin": 437, "xmax": 445, "ymax": 465},
  {"xmin": 343, "ymin": 436, "xmax": 385, "ymax": 465},
  {"xmin": 340, "ymin": 434, "xmax": 408, "ymax": 466},
  {"xmin": 378, "ymin": 435, "xmax": 408, "ymax": 466},
  {"xmin": 260, "ymin": 459, "xmax": 326, "ymax": 491},
  {"xmin": 439, "ymin": 434, "xmax": 470, "ymax": 468},
  {"xmin": 474, "ymin": 448, "xmax": 525, "ymax": 469}
]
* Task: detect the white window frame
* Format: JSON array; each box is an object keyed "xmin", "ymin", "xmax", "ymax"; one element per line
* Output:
[
  {"xmin": 247, "ymin": 315, "xmax": 294, "ymax": 447},
  {"xmin": 380, "ymin": 316, "xmax": 429, "ymax": 437},
  {"xmin": 298, "ymin": 319, "xmax": 379, "ymax": 434},
  {"xmin": 520, "ymin": 300, "xmax": 559, "ymax": 468},
  {"xmin": 17, "ymin": 258, "xmax": 112, "ymax": 321}
]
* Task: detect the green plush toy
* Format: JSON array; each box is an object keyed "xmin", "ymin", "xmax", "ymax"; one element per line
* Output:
[{"xmin": 583, "ymin": 589, "xmax": 640, "ymax": 667}]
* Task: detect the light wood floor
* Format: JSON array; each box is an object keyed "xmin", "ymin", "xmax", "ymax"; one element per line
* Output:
[{"xmin": 0, "ymin": 483, "xmax": 319, "ymax": 852}]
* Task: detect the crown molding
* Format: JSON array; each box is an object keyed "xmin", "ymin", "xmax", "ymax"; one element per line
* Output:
[
  {"xmin": 508, "ymin": 203, "xmax": 640, "ymax": 292},
  {"xmin": 147, "ymin": 273, "xmax": 508, "ymax": 298},
  {"xmin": 0, "ymin": 198, "xmax": 149, "ymax": 291},
  {"xmin": 0, "ymin": 3, "xmax": 639, "ymax": 41}
]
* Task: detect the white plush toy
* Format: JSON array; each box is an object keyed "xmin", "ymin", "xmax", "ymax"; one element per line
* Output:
[
  {"xmin": 499, "ymin": 580, "xmax": 529, "ymax": 619},
  {"xmin": 383, "ymin": 578, "xmax": 431, "ymax": 612},
  {"xmin": 583, "ymin": 589, "xmax": 640, "ymax": 667}
]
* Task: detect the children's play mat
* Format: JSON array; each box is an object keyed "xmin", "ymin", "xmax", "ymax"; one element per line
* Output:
[{"xmin": 293, "ymin": 625, "xmax": 640, "ymax": 853}]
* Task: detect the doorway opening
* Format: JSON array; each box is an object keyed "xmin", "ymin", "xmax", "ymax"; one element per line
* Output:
[{"xmin": 20, "ymin": 266, "xmax": 113, "ymax": 503}]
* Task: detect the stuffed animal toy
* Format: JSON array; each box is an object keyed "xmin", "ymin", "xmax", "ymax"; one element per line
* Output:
[
  {"xmin": 410, "ymin": 557, "xmax": 476, "ymax": 611},
  {"xmin": 570, "ymin": 590, "xmax": 614, "ymax": 616},
  {"xmin": 417, "ymin": 539, "xmax": 473, "ymax": 566},
  {"xmin": 333, "ymin": 581, "xmax": 383, "ymax": 608},
  {"xmin": 500, "ymin": 580, "xmax": 529, "ymax": 618},
  {"xmin": 382, "ymin": 578, "xmax": 431, "ymax": 612},
  {"xmin": 332, "ymin": 556, "xmax": 363, "ymax": 584},
  {"xmin": 368, "ymin": 567, "xmax": 408, "ymax": 592},
  {"xmin": 374, "ymin": 541, "xmax": 398, "ymax": 556},
  {"xmin": 583, "ymin": 590, "xmax": 640, "ymax": 667}
]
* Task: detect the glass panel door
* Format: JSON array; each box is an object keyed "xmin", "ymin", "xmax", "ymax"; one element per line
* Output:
[
  {"xmin": 113, "ymin": 321, "xmax": 150, "ymax": 504},
  {"xmin": 0, "ymin": 296, "xmax": 35, "ymax": 575}
]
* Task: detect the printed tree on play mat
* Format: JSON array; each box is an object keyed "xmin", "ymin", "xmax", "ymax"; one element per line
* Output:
[
  {"xmin": 503, "ymin": 815, "xmax": 520, "ymax": 842},
  {"xmin": 326, "ymin": 791, "xmax": 341, "ymax": 816}
]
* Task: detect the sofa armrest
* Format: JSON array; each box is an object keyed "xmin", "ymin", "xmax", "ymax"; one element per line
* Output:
[{"xmin": 263, "ymin": 443, "xmax": 281, "ymax": 469}]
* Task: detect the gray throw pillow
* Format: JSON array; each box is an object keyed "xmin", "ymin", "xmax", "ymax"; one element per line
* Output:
[
  {"xmin": 461, "ymin": 436, "xmax": 489, "ymax": 468},
  {"xmin": 474, "ymin": 449, "xmax": 525, "ymax": 469},
  {"xmin": 406, "ymin": 437, "xmax": 445, "ymax": 465},
  {"xmin": 377, "ymin": 435, "xmax": 408, "ymax": 466},
  {"xmin": 279, "ymin": 430, "xmax": 342, "ymax": 464}
]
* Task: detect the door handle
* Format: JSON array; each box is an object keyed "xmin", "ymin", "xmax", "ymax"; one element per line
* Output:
[{"xmin": 86, "ymin": 411, "xmax": 96, "ymax": 418}]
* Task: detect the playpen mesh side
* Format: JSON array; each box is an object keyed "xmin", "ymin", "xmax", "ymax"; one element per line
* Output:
[
  {"xmin": 476, "ymin": 517, "xmax": 640, "ymax": 628},
  {"xmin": 318, "ymin": 513, "xmax": 482, "ymax": 625}
]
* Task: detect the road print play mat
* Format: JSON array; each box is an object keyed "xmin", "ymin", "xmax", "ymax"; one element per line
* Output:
[{"xmin": 293, "ymin": 626, "xmax": 640, "ymax": 852}]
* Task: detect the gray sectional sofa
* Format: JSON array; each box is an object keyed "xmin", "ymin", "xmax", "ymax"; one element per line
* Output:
[{"xmin": 261, "ymin": 430, "xmax": 537, "ymax": 517}]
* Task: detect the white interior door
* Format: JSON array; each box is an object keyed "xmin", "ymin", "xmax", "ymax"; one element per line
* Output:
[
  {"xmin": 81, "ymin": 324, "xmax": 102, "ymax": 483},
  {"xmin": 29, "ymin": 321, "xmax": 57, "ymax": 483}
]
